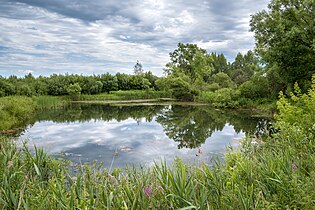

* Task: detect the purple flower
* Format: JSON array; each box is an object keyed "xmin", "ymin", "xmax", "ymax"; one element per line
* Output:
[
  {"xmin": 144, "ymin": 186, "xmax": 152, "ymax": 197},
  {"xmin": 292, "ymin": 164, "xmax": 297, "ymax": 171}
]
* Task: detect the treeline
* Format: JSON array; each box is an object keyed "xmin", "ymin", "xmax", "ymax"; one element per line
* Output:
[
  {"xmin": 1, "ymin": 0, "xmax": 314, "ymax": 108},
  {"xmin": 157, "ymin": 0, "xmax": 315, "ymax": 106},
  {"xmin": 0, "ymin": 49, "xmax": 269, "ymax": 107},
  {"xmin": 157, "ymin": 44, "xmax": 271, "ymax": 107},
  {"xmin": 0, "ymin": 72, "xmax": 158, "ymax": 97}
]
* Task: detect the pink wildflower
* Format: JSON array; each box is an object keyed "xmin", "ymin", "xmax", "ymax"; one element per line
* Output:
[
  {"xmin": 292, "ymin": 164, "xmax": 297, "ymax": 171},
  {"xmin": 144, "ymin": 186, "xmax": 152, "ymax": 197}
]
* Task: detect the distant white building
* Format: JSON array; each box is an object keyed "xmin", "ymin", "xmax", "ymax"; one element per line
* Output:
[{"xmin": 134, "ymin": 60, "xmax": 144, "ymax": 75}]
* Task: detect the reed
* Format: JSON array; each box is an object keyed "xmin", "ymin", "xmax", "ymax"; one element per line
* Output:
[
  {"xmin": 0, "ymin": 79, "xmax": 314, "ymax": 209},
  {"xmin": 78, "ymin": 90, "xmax": 172, "ymax": 101},
  {"xmin": 33, "ymin": 95, "xmax": 70, "ymax": 109},
  {"xmin": 0, "ymin": 96, "xmax": 36, "ymax": 130}
]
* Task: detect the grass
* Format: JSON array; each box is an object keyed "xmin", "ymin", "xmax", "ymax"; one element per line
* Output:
[
  {"xmin": 0, "ymin": 96, "xmax": 36, "ymax": 130},
  {"xmin": 78, "ymin": 90, "xmax": 172, "ymax": 101},
  {"xmin": 33, "ymin": 95, "xmax": 70, "ymax": 109},
  {"xmin": 1, "ymin": 80, "xmax": 315, "ymax": 209}
]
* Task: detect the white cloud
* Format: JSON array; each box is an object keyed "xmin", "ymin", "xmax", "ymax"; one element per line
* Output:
[{"xmin": 0, "ymin": 0, "xmax": 269, "ymax": 77}]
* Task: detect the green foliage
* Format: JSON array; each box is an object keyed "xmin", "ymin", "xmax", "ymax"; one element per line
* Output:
[
  {"xmin": 16, "ymin": 84, "xmax": 33, "ymax": 97},
  {"xmin": 0, "ymin": 72, "xmax": 160, "ymax": 98},
  {"xmin": 1, "ymin": 81, "xmax": 315, "ymax": 208},
  {"xmin": 276, "ymin": 77, "xmax": 315, "ymax": 132},
  {"xmin": 34, "ymin": 96, "xmax": 69, "ymax": 110},
  {"xmin": 164, "ymin": 74, "xmax": 198, "ymax": 101},
  {"xmin": 129, "ymin": 75, "xmax": 151, "ymax": 90},
  {"xmin": 209, "ymin": 52, "xmax": 229, "ymax": 75},
  {"xmin": 100, "ymin": 73, "xmax": 118, "ymax": 93},
  {"xmin": 111, "ymin": 90, "xmax": 170, "ymax": 100},
  {"xmin": 165, "ymin": 43, "xmax": 211, "ymax": 80},
  {"xmin": 0, "ymin": 96, "xmax": 36, "ymax": 130},
  {"xmin": 66, "ymin": 83, "xmax": 81, "ymax": 100},
  {"xmin": 0, "ymin": 80, "xmax": 16, "ymax": 96},
  {"xmin": 197, "ymin": 88, "xmax": 241, "ymax": 108},
  {"xmin": 211, "ymin": 72, "xmax": 236, "ymax": 89},
  {"xmin": 228, "ymin": 51, "xmax": 261, "ymax": 85},
  {"xmin": 144, "ymin": 71, "xmax": 159, "ymax": 89},
  {"xmin": 239, "ymin": 74, "xmax": 271, "ymax": 99},
  {"xmin": 250, "ymin": 0, "xmax": 315, "ymax": 91},
  {"xmin": 78, "ymin": 90, "xmax": 171, "ymax": 101}
]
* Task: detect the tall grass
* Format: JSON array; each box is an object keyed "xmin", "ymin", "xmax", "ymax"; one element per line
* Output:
[
  {"xmin": 0, "ymin": 79, "xmax": 315, "ymax": 209},
  {"xmin": 78, "ymin": 90, "xmax": 172, "ymax": 101},
  {"xmin": 33, "ymin": 96, "xmax": 70, "ymax": 109},
  {"xmin": 0, "ymin": 96, "xmax": 36, "ymax": 130}
]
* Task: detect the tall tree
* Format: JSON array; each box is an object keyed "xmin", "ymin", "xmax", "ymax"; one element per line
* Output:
[
  {"xmin": 165, "ymin": 43, "xmax": 212, "ymax": 81},
  {"xmin": 250, "ymin": 0, "xmax": 315, "ymax": 91},
  {"xmin": 228, "ymin": 51, "xmax": 260, "ymax": 85}
]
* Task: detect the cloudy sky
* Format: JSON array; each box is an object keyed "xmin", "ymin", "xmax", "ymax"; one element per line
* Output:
[{"xmin": 0, "ymin": 0, "xmax": 269, "ymax": 77}]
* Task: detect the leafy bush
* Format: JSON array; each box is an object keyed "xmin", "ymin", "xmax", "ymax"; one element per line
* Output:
[
  {"xmin": 204, "ymin": 82, "xmax": 220, "ymax": 92},
  {"xmin": 211, "ymin": 72, "xmax": 236, "ymax": 88},
  {"xmin": 239, "ymin": 75, "xmax": 271, "ymax": 99},
  {"xmin": 1, "ymin": 79, "xmax": 315, "ymax": 209},
  {"xmin": 66, "ymin": 83, "xmax": 82, "ymax": 100},
  {"xmin": 156, "ymin": 75, "xmax": 198, "ymax": 101},
  {"xmin": 197, "ymin": 88, "xmax": 240, "ymax": 108}
]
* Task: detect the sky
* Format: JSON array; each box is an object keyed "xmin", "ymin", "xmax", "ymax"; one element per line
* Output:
[{"xmin": 0, "ymin": 0, "xmax": 269, "ymax": 77}]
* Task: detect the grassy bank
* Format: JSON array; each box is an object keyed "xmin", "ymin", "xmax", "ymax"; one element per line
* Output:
[
  {"xmin": 0, "ymin": 80, "xmax": 315, "ymax": 209},
  {"xmin": 0, "ymin": 96, "xmax": 36, "ymax": 131},
  {"xmin": 33, "ymin": 95, "xmax": 70, "ymax": 110},
  {"xmin": 196, "ymin": 90, "xmax": 277, "ymax": 110},
  {"xmin": 77, "ymin": 90, "xmax": 172, "ymax": 101}
]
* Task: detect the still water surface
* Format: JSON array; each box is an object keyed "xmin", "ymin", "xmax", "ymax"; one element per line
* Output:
[{"xmin": 19, "ymin": 104, "xmax": 268, "ymax": 168}]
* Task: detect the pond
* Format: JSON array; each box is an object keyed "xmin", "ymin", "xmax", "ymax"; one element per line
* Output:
[{"xmin": 19, "ymin": 103, "xmax": 269, "ymax": 169}]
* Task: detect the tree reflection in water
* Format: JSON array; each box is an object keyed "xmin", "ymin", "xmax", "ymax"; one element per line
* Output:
[
  {"xmin": 156, "ymin": 105, "xmax": 270, "ymax": 149},
  {"xmin": 27, "ymin": 103, "xmax": 271, "ymax": 149}
]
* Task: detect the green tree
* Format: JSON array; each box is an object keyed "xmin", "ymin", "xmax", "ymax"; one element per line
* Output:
[
  {"xmin": 211, "ymin": 72, "xmax": 235, "ymax": 89},
  {"xmin": 144, "ymin": 71, "xmax": 159, "ymax": 89},
  {"xmin": 239, "ymin": 74, "xmax": 271, "ymax": 99},
  {"xmin": 116, "ymin": 73, "xmax": 131, "ymax": 90},
  {"xmin": 163, "ymin": 43, "xmax": 215, "ymax": 100},
  {"xmin": 250, "ymin": 0, "xmax": 315, "ymax": 91},
  {"xmin": 0, "ymin": 79, "xmax": 16, "ymax": 96},
  {"xmin": 228, "ymin": 51, "xmax": 260, "ymax": 85},
  {"xmin": 101, "ymin": 73, "xmax": 118, "ymax": 93},
  {"xmin": 165, "ymin": 43, "xmax": 211, "ymax": 81},
  {"xmin": 16, "ymin": 84, "xmax": 33, "ymax": 96},
  {"xmin": 210, "ymin": 53, "xmax": 229, "ymax": 75},
  {"xmin": 67, "ymin": 83, "xmax": 81, "ymax": 100}
]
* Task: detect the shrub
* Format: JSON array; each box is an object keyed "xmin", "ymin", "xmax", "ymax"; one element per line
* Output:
[
  {"xmin": 197, "ymin": 88, "xmax": 240, "ymax": 108},
  {"xmin": 67, "ymin": 83, "xmax": 81, "ymax": 100},
  {"xmin": 239, "ymin": 75, "xmax": 270, "ymax": 99}
]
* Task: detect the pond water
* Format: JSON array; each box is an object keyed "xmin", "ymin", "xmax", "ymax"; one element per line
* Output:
[{"xmin": 19, "ymin": 103, "xmax": 269, "ymax": 168}]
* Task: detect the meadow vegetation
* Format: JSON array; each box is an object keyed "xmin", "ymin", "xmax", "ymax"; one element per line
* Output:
[
  {"xmin": 0, "ymin": 0, "xmax": 315, "ymax": 208},
  {"xmin": 0, "ymin": 96, "xmax": 36, "ymax": 131},
  {"xmin": 0, "ymin": 78, "xmax": 314, "ymax": 209}
]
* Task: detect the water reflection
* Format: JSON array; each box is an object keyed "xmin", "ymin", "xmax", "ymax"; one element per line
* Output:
[{"xmin": 20, "ymin": 104, "xmax": 270, "ymax": 168}]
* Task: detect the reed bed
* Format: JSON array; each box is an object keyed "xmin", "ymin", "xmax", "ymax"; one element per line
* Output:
[
  {"xmin": 78, "ymin": 90, "xmax": 172, "ymax": 101},
  {"xmin": 33, "ymin": 96, "xmax": 70, "ymax": 109},
  {"xmin": 0, "ymin": 80, "xmax": 314, "ymax": 209},
  {"xmin": 0, "ymin": 96, "xmax": 36, "ymax": 130}
]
